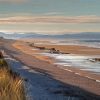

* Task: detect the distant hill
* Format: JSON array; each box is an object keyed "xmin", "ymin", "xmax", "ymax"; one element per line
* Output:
[{"xmin": 0, "ymin": 32, "xmax": 100, "ymax": 40}]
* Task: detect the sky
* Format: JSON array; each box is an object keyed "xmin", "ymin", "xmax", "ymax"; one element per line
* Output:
[{"xmin": 0, "ymin": 0, "xmax": 100, "ymax": 34}]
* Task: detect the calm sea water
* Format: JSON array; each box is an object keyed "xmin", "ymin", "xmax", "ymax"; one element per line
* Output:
[
  {"xmin": 37, "ymin": 39, "xmax": 100, "ymax": 49},
  {"xmin": 50, "ymin": 39, "xmax": 100, "ymax": 48}
]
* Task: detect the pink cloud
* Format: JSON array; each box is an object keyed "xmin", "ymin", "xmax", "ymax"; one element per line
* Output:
[{"xmin": 0, "ymin": 15, "xmax": 100, "ymax": 24}]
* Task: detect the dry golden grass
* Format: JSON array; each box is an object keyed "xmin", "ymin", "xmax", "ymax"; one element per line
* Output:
[{"xmin": 0, "ymin": 52, "xmax": 26, "ymax": 100}]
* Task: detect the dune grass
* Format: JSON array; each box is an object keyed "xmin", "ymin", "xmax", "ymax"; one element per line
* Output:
[{"xmin": 0, "ymin": 51, "xmax": 26, "ymax": 100}]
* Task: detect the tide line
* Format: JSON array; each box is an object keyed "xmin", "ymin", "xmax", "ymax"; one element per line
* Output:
[{"xmin": 59, "ymin": 67, "xmax": 100, "ymax": 83}]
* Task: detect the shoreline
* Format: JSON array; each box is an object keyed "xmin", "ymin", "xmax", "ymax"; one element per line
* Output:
[
  {"xmin": 13, "ymin": 41, "xmax": 100, "ymax": 76},
  {"xmin": 12, "ymin": 41, "xmax": 100, "ymax": 81},
  {"xmin": 2, "ymin": 39, "xmax": 100, "ymax": 98},
  {"xmin": 37, "ymin": 44, "xmax": 100, "ymax": 56}
]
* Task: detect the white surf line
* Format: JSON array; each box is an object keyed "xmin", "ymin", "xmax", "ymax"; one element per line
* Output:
[
  {"xmin": 58, "ymin": 67, "xmax": 100, "ymax": 83},
  {"xmin": 73, "ymin": 72, "xmax": 100, "ymax": 83},
  {"xmin": 85, "ymin": 76, "xmax": 95, "ymax": 80},
  {"xmin": 58, "ymin": 66, "xmax": 82, "ymax": 75},
  {"xmin": 75, "ymin": 73, "xmax": 81, "ymax": 75},
  {"xmin": 63, "ymin": 69, "xmax": 73, "ymax": 72},
  {"xmin": 58, "ymin": 66, "xmax": 83, "ymax": 76},
  {"xmin": 96, "ymin": 80, "xmax": 100, "ymax": 83}
]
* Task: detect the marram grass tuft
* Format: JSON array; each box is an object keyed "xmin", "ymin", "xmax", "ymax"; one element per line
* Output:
[{"xmin": 0, "ymin": 51, "xmax": 26, "ymax": 100}]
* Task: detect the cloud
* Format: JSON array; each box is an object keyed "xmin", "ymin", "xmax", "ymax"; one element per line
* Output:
[{"xmin": 0, "ymin": 15, "xmax": 100, "ymax": 24}]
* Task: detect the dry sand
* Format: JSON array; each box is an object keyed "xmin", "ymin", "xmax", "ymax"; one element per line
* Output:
[
  {"xmin": 37, "ymin": 44, "xmax": 100, "ymax": 56},
  {"xmin": 20, "ymin": 38, "xmax": 100, "ymax": 55},
  {"xmin": 13, "ymin": 41, "xmax": 53, "ymax": 63}
]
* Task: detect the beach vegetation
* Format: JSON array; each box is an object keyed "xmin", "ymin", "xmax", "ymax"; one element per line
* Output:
[{"xmin": 0, "ymin": 51, "xmax": 26, "ymax": 100}]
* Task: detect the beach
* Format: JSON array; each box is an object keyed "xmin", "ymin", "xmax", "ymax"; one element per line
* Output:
[
  {"xmin": 13, "ymin": 40, "xmax": 100, "ymax": 74},
  {"xmin": 12, "ymin": 40, "xmax": 100, "ymax": 92},
  {"xmin": 1, "ymin": 39, "xmax": 100, "ymax": 99}
]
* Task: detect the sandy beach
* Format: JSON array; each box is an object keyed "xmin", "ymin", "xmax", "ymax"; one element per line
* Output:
[
  {"xmin": 37, "ymin": 44, "xmax": 100, "ymax": 56},
  {"xmin": 1, "ymin": 39, "xmax": 100, "ymax": 99},
  {"xmin": 13, "ymin": 40, "xmax": 100, "ymax": 91},
  {"xmin": 21, "ymin": 39, "xmax": 100, "ymax": 55}
]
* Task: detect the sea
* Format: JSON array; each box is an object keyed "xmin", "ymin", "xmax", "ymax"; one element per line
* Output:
[{"xmin": 57, "ymin": 39, "xmax": 100, "ymax": 49}]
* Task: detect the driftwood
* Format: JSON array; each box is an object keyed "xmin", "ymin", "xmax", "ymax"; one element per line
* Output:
[
  {"xmin": 29, "ymin": 43, "xmax": 35, "ymax": 47},
  {"xmin": 29, "ymin": 43, "xmax": 70, "ymax": 54},
  {"xmin": 49, "ymin": 48, "xmax": 60, "ymax": 54},
  {"xmin": 49, "ymin": 48, "xmax": 69, "ymax": 54},
  {"xmin": 89, "ymin": 58, "xmax": 100, "ymax": 62}
]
